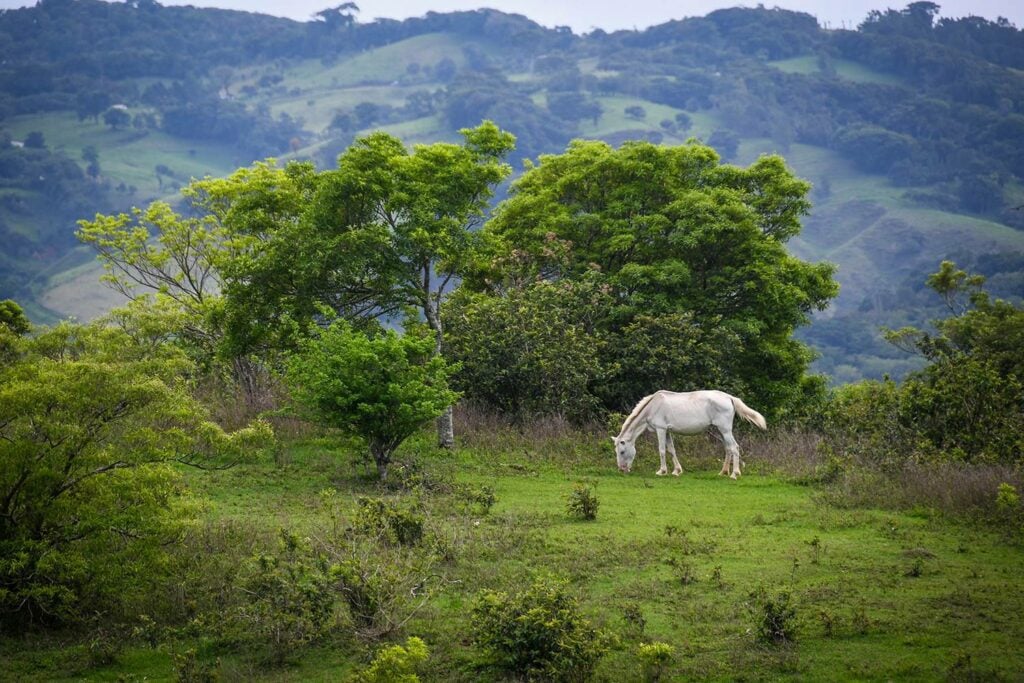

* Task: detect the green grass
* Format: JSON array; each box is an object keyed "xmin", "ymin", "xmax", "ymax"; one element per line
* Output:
[
  {"xmin": 7, "ymin": 425, "xmax": 1020, "ymax": 681},
  {"xmin": 2, "ymin": 111, "xmax": 239, "ymax": 202},
  {"xmin": 768, "ymin": 56, "xmax": 904, "ymax": 86}
]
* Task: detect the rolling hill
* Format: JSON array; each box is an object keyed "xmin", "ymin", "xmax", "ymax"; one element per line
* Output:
[{"xmin": 2, "ymin": 0, "xmax": 1023, "ymax": 381}]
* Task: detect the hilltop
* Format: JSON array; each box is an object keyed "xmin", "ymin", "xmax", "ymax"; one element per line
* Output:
[{"xmin": 2, "ymin": 0, "xmax": 1023, "ymax": 380}]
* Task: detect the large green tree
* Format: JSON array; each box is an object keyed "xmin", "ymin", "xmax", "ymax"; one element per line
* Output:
[
  {"xmin": 477, "ymin": 139, "xmax": 838, "ymax": 417},
  {"xmin": 199, "ymin": 121, "xmax": 515, "ymax": 446},
  {"xmin": 0, "ymin": 316, "xmax": 271, "ymax": 626}
]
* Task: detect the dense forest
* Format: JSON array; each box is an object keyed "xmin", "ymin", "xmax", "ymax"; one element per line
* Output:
[{"xmin": 1, "ymin": 0, "xmax": 1023, "ymax": 381}]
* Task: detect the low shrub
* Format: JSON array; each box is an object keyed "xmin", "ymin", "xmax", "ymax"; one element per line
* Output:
[
  {"xmin": 354, "ymin": 496, "xmax": 424, "ymax": 546},
  {"xmin": 566, "ymin": 481, "xmax": 600, "ymax": 521},
  {"xmin": 228, "ymin": 531, "xmax": 336, "ymax": 664},
  {"xmin": 637, "ymin": 641, "xmax": 675, "ymax": 682},
  {"xmin": 352, "ymin": 636, "xmax": 429, "ymax": 683},
  {"xmin": 471, "ymin": 576, "xmax": 611, "ymax": 681},
  {"xmin": 750, "ymin": 588, "xmax": 797, "ymax": 645}
]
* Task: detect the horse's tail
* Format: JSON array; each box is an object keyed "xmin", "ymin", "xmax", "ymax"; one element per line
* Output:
[{"xmin": 731, "ymin": 395, "xmax": 767, "ymax": 430}]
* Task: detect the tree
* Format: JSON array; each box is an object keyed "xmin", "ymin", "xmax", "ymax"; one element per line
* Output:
[
  {"xmin": 478, "ymin": 139, "xmax": 837, "ymax": 417},
  {"xmin": 199, "ymin": 122, "xmax": 516, "ymax": 446},
  {"xmin": 707, "ymin": 129, "xmax": 740, "ymax": 161},
  {"xmin": 81, "ymin": 145, "xmax": 100, "ymax": 179},
  {"xmin": 883, "ymin": 261, "xmax": 1024, "ymax": 461},
  {"xmin": 624, "ymin": 105, "xmax": 647, "ymax": 120},
  {"xmin": 285, "ymin": 321, "xmax": 457, "ymax": 480},
  {"xmin": 76, "ymin": 197, "xmax": 230, "ymax": 376},
  {"xmin": 23, "ymin": 131, "xmax": 45, "ymax": 149},
  {"xmin": 103, "ymin": 106, "xmax": 131, "ymax": 130},
  {"xmin": 0, "ymin": 319, "xmax": 272, "ymax": 625}
]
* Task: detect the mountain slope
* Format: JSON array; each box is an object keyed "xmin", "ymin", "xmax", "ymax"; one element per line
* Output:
[{"xmin": 2, "ymin": 0, "xmax": 1023, "ymax": 380}]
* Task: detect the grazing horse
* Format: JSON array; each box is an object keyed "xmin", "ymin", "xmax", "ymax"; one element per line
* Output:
[{"xmin": 613, "ymin": 390, "xmax": 766, "ymax": 479}]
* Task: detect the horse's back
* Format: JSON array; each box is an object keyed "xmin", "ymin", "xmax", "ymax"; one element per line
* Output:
[{"xmin": 646, "ymin": 390, "xmax": 734, "ymax": 433}]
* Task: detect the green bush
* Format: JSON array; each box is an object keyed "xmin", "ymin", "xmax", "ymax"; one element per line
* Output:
[
  {"xmin": 354, "ymin": 496, "xmax": 425, "ymax": 546},
  {"xmin": 637, "ymin": 642, "xmax": 675, "ymax": 682},
  {"xmin": 286, "ymin": 320, "xmax": 458, "ymax": 481},
  {"xmin": 0, "ymin": 320, "xmax": 272, "ymax": 628},
  {"xmin": 471, "ymin": 577, "xmax": 611, "ymax": 681},
  {"xmin": 229, "ymin": 531, "xmax": 336, "ymax": 664},
  {"xmin": 565, "ymin": 481, "xmax": 600, "ymax": 521},
  {"xmin": 352, "ymin": 636, "xmax": 429, "ymax": 683},
  {"xmin": 751, "ymin": 589, "xmax": 797, "ymax": 645}
]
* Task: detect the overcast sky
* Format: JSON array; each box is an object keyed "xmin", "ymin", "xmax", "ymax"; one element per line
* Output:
[{"xmin": 1, "ymin": 0, "xmax": 1021, "ymax": 32}]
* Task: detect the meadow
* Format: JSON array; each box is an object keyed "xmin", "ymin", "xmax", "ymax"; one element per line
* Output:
[{"xmin": 4, "ymin": 411, "xmax": 1021, "ymax": 682}]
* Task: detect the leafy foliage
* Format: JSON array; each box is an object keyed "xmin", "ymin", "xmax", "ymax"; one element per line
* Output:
[
  {"xmin": 826, "ymin": 261, "xmax": 1024, "ymax": 464},
  {"xmin": 285, "ymin": 320, "xmax": 458, "ymax": 480},
  {"xmin": 353, "ymin": 636, "xmax": 429, "ymax": 683},
  {"xmin": 471, "ymin": 577, "xmax": 611, "ymax": 682},
  {"xmin": 565, "ymin": 481, "xmax": 600, "ymax": 521},
  {"xmin": 0, "ymin": 318, "xmax": 272, "ymax": 627},
  {"xmin": 229, "ymin": 531, "xmax": 336, "ymax": 664},
  {"xmin": 478, "ymin": 139, "xmax": 837, "ymax": 418}
]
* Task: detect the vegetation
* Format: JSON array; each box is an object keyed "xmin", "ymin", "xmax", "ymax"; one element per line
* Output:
[
  {"xmin": 286, "ymin": 320, "xmax": 458, "ymax": 480},
  {"xmin": 2, "ymin": 3, "xmax": 1024, "ymax": 681}
]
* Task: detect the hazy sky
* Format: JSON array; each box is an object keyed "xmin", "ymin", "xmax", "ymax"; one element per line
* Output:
[{"xmin": 1, "ymin": 0, "xmax": 1021, "ymax": 32}]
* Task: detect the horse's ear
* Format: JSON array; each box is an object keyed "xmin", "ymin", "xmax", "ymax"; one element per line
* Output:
[{"xmin": 610, "ymin": 437, "xmax": 617, "ymax": 443}]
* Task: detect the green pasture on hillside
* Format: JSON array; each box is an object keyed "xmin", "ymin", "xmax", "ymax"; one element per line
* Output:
[
  {"xmin": 7, "ymin": 428, "xmax": 1020, "ymax": 681},
  {"xmin": 2, "ymin": 112, "xmax": 239, "ymax": 202},
  {"xmin": 768, "ymin": 56, "xmax": 904, "ymax": 86}
]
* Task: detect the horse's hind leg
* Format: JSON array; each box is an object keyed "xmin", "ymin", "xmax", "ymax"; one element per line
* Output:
[
  {"xmin": 667, "ymin": 433, "xmax": 682, "ymax": 476},
  {"xmin": 722, "ymin": 431, "xmax": 741, "ymax": 479},
  {"xmin": 655, "ymin": 428, "xmax": 669, "ymax": 476}
]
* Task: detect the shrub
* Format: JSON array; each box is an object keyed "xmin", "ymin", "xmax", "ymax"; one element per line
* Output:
[
  {"xmin": 566, "ymin": 481, "xmax": 600, "ymax": 521},
  {"xmin": 751, "ymin": 589, "xmax": 797, "ymax": 645},
  {"xmin": 637, "ymin": 642, "xmax": 675, "ymax": 682},
  {"xmin": 229, "ymin": 531, "xmax": 336, "ymax": 664},
  {"xmin": 354, "ymin": 496, "xmax": 425, "ymax": 546},
  {"xmin": 0, "ymin": 321, "xmax": 272, "ymax": 628},
  {"xmin": 471, "ymin": 577, "xmax": 611, "ymax": 681},
  {"xmin": 352, "ymin": 636, "xmax": 429, "ymax": 683},
  {"xmin": 286, "ymin": 320, "xmax": 458, "ymax": 481}
]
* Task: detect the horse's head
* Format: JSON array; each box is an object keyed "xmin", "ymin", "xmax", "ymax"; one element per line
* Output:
[{"xmin": 612, "ymin": 437, "xmax": 636, "ymax": 473}]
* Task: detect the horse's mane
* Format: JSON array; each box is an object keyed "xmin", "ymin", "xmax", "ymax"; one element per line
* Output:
[{"xmin": 618, "ymin": 392, "xmax": 660, "ymax": 437}]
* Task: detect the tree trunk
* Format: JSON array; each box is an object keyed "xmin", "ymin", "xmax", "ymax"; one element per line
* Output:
[{"xmin": 423, "ymin": 281, "xmax": 455, "ymax": 449}]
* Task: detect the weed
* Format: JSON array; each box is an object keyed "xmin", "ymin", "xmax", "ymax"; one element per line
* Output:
[
  {"xmin": 471, "ymin": 576, "xmax": 612, "ymax": 682},
  {"xmin": 637, "ymin": 641, "xmax": 675, "ymax": 682},
  {"xmin": 173, "ymin": 648, "xmax": 220, "ymax": 683},
  {"xmin": 852, "ymin": 604, "xmax": 872, "ymax": 635},
  {"xmin": 711, "ymin": 565, "xmax": 725, "ymax": 589},
  {"xmin": 807, "ymin": 536, "xmax": 822, "ymax": 564},
  {"xmin": 622, "ymin": 602, "xmax": 646, "ymax": 636},
  {"xmin": 818, "ymin": 610, "xmax": 835, "ymax": 637},
  {"xmin": 905, "ymin": 558, "xmax": 924, "ymax": 577},
  {"xmin": 750, "ymin": 588, "xmax": 797, "ymax": 645},
  {"xmin": 667, "ymin": 555, "xmax": 698, "ymax": 586},
  {"xmin": 566, "ymin": 480, "xmax": 600, "ymax": 520}
]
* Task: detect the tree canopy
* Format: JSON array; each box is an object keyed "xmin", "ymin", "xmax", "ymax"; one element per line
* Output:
[{"xmin": 475, "ymin": 140, "xmax": 838, "ymax": 416}]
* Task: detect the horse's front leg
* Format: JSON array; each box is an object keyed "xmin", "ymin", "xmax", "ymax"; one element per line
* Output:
[
  {"xmin": 655, "ymin": 428, "xmax": 669, "ymax": 476},
  {"xmin": 667, "ymin": 433, "xmax": 682, "ymax": 476}
]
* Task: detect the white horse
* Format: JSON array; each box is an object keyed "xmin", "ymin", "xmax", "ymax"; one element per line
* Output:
[{"xmin": 613, "ymin": 390, "xmax": 766, "ymax": 479}]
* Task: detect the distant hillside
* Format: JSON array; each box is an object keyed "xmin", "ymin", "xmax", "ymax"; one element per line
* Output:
[{"xmin": 2, "ymin": 0, "xmax": 1023, "ymax": 381}]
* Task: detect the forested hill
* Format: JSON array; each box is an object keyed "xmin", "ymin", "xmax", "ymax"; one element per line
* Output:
[{"xmin": 2, "ymin": 0, "xmax": 1024, "ymax": 381}]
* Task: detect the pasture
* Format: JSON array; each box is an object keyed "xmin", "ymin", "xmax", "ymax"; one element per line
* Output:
[{"xmin": 4, "ymin": 416, "xmax": 1021, "ymax": 681}]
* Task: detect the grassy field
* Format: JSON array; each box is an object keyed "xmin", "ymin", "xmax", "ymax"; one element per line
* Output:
[
  {"xmin": 3, "ymin": 112, "xmax": 240, "ymax": 203},
  {"xmin": 768, "ymin": 57, "xmax": 904, "ymax": 86},
  {"xmin": 5, "ymin": 418, "xmax": 1021, "ymax": 682}
]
